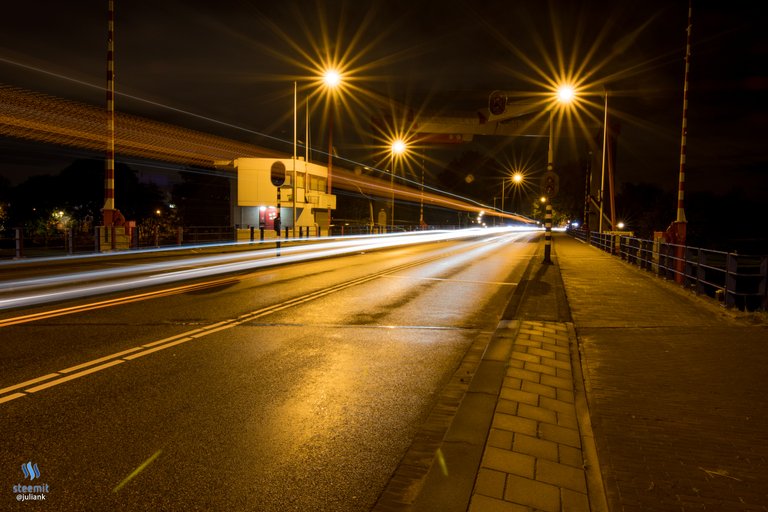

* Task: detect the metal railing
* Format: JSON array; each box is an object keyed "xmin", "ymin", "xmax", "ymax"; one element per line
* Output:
[{"xmin": 569, "ymin": 229, "xmax": 767, "ymax": 312}]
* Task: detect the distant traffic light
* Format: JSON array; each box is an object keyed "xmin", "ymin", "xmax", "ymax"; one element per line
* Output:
[{"xmin": 540, "ymin": 171, "xmax": 559, "ymax": 198}]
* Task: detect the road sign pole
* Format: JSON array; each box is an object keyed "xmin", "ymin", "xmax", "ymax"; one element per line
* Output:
[{"xmin": 543, "ymin": 201, "xmax": 553, "ymax": 264}]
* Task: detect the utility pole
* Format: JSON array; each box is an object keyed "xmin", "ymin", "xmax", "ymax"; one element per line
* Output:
[{"xmin": 103, "ymin": 0, "xmax": 116, "ymax": 235}]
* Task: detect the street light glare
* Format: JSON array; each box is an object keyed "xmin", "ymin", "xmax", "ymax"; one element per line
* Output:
[
  {"xmin": 391, "ymin": 139, "xmax": 406, "ymax": 155},
  {"xmin": 556, "ymin": 85, "xmax": 575, "ymax": 104},
  {"xmin": 323, "ymin": 69, "xmax": 341, "ymax": 88},
  {"xmin": 512, "ymin": 172, "xmax": 523, "ymax": 184}
]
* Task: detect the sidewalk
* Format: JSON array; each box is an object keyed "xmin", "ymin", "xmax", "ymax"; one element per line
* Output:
[
  {"xmin": 554, "ymin": 234, "xmax": 768, "ymax": 511},
  {"xmin": 399, "ymin": 232, "xmax": 768, "ymax": 511}
]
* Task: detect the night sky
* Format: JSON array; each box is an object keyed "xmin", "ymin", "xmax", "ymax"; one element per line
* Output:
[{"xmin": 1, "ymin": 1, "xmax": 765, "ymax": 223}]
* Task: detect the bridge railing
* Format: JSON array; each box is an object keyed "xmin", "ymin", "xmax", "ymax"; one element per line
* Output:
[{"xmin": 568, "ymin": 229, "xmax": 767, "ymax": 312}]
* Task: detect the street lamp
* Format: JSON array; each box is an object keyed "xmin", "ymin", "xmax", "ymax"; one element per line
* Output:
[
  {"xmin": 323, "ymin": 68, "xmax": 342, "ymax": 235},
  {"xmin": 511, "ymin": 171, "xmax": 524, "ymax": 214},
  {"xmin": 500, "ymin": 171, "xmax": 523, "ymax": 213},
  {"xmin": 390, "ymin": 139, "xmax": 406, "ymax": 232},
  {"xmin": 543, "ymin": 83, "xmax": 576, "ymax": 263}
]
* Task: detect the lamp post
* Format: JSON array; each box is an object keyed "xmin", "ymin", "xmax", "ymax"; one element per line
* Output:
[
  {"xmin": 511, "ymin": 171, "xmax": 523, "ymax": 214},
  {"xmin": 543, "ymin": 84, "xmax": 575, "ymax": 263},
  {"xmin": 500, "ymin": 171, "xmax": 523, "ymax": 225},
  {"xmin": 292, "ymin": 81, "xmax": 298, "ymax": 239},
  {"xmin": 598, "ymin": 89, "xmax": 609, "ymax": 234},
  {"xmin": 323, "ymin": 69, "xmax": 341, "ymax": 235},
  {"xmin": 390, "ymin": 139, "xmax": 406, "ymax": 232}
]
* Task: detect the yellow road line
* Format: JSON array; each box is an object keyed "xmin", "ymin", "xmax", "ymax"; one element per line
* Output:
[
  {"xmin": 25, "ymin": 360, "xmax": 125, "ymax": 393},
  {"xmin": 0, "ymin": 250, "xmax": 476, "ymax": 404},
  {"xmin": 0, "ymin": 373, "xmax": 61, "ymax": 395},
  {"xmin": 123, "ymin": 337, "xmax": 195, "ymax": 360},
  {"xmin": 59, "ymin": 347, "xmax": 144, "ymax": 373},
  {"xmin": 0, "ymin": 392, "xmax": 26, "ymax": 404},
  {"xmin": 0, "ymin": 276, "xmax": 240, "ymax": 327}
]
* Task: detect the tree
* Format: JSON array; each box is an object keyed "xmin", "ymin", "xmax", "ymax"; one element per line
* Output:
[
  {"xmin": 171, "ymin": 170, "xmax": 231, "ymax": 227},
  {"xmin": 615, "ymin": 183, "xmax": 673, "ymax": 239},
  {"xmin": 7, "ymin": 159, "xmax": 165, "ymax": 233}
]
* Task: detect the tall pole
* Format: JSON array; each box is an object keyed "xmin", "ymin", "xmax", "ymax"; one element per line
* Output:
[
  {"xmin": 292, "ymin": 81, "xmax": 297, "ymax": 238},
  {"xmin": 676, "ymin": 1, "xmax": 692, "ymax": 232},
  {"xmin": 669, "ymin": 0, "xmax": 692, "ymax": 284},
  {"xmin": 608, "ymin": 117, "xmax": 616, "ymax": 231},
  {"xmin": 543, "ymin": 109, "xmax": 554, "ymax": 264},
  {"xmin": 598, "ymin": 90, "xmax": 608, "ymax": 233},
  {"xmin": 583, "ymin": 151, "xmax": 592, "ymax": 239},
  {"xmin": 500, "ymin": 179, "xmax": 504, "ymax": 214},
  {"xmin": 390, "ymin": 155, "xmax": 395, "ymax": 232},
  {"xmin": 306, "ymin": 96, "xmax": 310, "ymax": 162},
  {"xmin": 103, "ymin": 0, "xmax": 116, "ymax": 228},
  {"xmin": 419, "ymin": 154, "xmax": 425, "ymax": 228},
  {"xmin": 327, "ymin": 105, "xmax": 333, "ymax": 235}
]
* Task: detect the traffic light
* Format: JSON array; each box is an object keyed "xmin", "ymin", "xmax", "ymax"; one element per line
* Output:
[{"xmin": 540, "ymin": 171, "xmax": 559, "ymax": 198}]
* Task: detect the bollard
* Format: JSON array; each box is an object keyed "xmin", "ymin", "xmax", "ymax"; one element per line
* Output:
[
  {"xmin": 68, "ymin": 228, "xmax": 74, "ymax": 255},
  {"xmin": 250, "ymin": 226, "xmax": 255, "ymax": 242},
  {"xmin": 543, "ymin": 203, "xmax": 553, "ymax": 264},
  {"xmin": 177, "ymin": 227, "xmax": 183, "ymax": 246},
  {"xmin": 14, "ymin": 227, "xmax": 24, "ymax": 259}
]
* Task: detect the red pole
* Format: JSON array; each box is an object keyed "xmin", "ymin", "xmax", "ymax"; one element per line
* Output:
[
  {"xmin": 103, "ymin": 0, "xmax": 116, "ymax": 228},
  {"xmin": 676, "ymin": 1, "xmax": 692, "ymax": 234},
  {"xmin": 672, "ymin": 0, "xmax": 692, "ymax": 283}
]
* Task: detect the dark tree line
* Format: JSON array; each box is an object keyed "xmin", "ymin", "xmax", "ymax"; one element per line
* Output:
[{"xmin": 0, "ymin": 159, "xmax": 232, "ymax": 236}]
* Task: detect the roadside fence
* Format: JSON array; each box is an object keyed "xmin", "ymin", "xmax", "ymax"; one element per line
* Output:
[{"xmin": 569, "ymin": 229, "xmax": 767, "ymax": 312}]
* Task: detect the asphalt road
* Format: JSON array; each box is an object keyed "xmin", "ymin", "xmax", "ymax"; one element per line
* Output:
[{"xmin": 0, "ymin": 229, "xmax": 538, "ymax": 511}]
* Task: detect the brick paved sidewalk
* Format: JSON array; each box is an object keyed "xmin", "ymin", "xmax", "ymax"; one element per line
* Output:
[{"xmin": 468, "ymin": 320, "xmax": 604, "ymax": 512}]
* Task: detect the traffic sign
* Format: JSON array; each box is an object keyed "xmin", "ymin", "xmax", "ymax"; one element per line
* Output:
[
  {"xmin": 270, "ymin": 161, "xmax": 286, "ymax": 186},
  {"xmin": 488, "ymin": 91, "xmax": 507, "ymax": 116}
]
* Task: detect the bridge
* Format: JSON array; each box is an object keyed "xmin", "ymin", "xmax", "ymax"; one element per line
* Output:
[{"xmin": 1, "ymin": 230, "xmax": 765, "ymax": 511}]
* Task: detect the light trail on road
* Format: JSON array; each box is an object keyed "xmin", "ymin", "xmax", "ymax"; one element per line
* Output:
[
  {"xmin": 0, "ymin": 230, "xmax": 531, "ymax": 404},
  {"xmin": 0, "ymin": 224, "xmax": 540, "ymax": 511},
  {"xmin": 0, "ymin": 228, "xmax": 537, "ymax": 311}
]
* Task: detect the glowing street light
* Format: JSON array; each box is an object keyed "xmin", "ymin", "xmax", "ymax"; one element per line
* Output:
[
  {"xmin": 323, "ymin": 69, "xmax": 341, "ymax": 88},
  {"xmin": 543, "ymin": 83, "xmax": 576, "ymax": 263},
  {"xmin": 501, "ymin": 171, "xmax": 525, "ymax": 222},
  {"xmin": 322, "ymin": 68, "xmax": 342, "ymax": 235},
  {"xmin": 556, "ymin": 84, "xmax": 575, "ymax": 104},
  {"xmin": 547, "ymin": 83, "xmax": 577, "ymax": 172},
  {"xmin": 390, "ymin": 138, "xmax": 407, "ymax": 232}
]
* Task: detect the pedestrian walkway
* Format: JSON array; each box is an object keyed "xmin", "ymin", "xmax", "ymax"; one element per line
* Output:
[
  {"xmin": 553, "ymin": 234, "xmax": 768, "ymax": 511},
  {"xmin": 401, "ymin": 232, "xmax": 767, "ymax": 512},
  {"xmin": 468, "ymin": 320, "xmax": 602, "ymax": 512}
]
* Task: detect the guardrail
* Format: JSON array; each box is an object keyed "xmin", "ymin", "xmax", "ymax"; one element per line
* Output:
[{"xmin": 569, "ymin": 229, "xmax": 767, "ymax": 312}]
